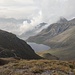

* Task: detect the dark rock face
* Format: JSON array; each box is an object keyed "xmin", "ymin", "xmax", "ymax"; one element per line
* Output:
[{"xmin": 0, "ymin": 30, "xmax": 41, "ymax": 59}]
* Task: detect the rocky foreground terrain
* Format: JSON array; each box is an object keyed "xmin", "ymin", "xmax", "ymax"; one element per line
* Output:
[{"xmin": 0, "ymin": 58, "xmax": 75, "ymax": 75}]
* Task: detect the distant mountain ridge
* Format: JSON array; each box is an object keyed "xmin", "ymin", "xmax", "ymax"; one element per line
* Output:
[
  {"xmin": 57, "ymin": 17, "xmax": 68, "ymax": 23},
  {"xmin": 0, "ymin": 17, "xmax": 47, "ymax": 40},
  {"xmin": 27, "ymin": 18, "xmax": 75, "ymax": 45},
  {"xmin": 20, "ymin": 22, "xmax": 47, "ymax": 40},
  {"xmin": 0, "ymin": 18, "xmax": 30, "ymax": 24}
]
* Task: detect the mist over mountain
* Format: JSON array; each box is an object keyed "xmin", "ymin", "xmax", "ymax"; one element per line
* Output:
[
  {"xmin": 0, "ymin": 0, "xmax": 75, "ymax": 39},
  {"xmin": 57, "ymin": 17, "xmax": 68, "ymax": 23},
  {"xmin": 0, "ymin": 18, "xmax": 30, "ymax": 24},
  {"xmin": 27, "ymin": 18, "xmax": 75, "ymax": 44},
  {"xmin": 0, "ymin": 1, "xmax": 75, "ymax": 74},
  {"xmin": 20, "ymin": 22, "xmax": 47, "ymax": 39},
  {"xmin": 0, "ymin": 18, "xmax": 31, "ymax": 35},
  {"xmin": 0, "ymin": 16, "xmax": 47, "ymax": 39}
]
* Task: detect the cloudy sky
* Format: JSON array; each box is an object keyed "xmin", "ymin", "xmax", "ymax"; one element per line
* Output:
[
  {"xmin": 0, "ymin": 0, "xmax": 75, "ymax": 38},
  {"xmin": 0, "ymin": 0, "xmax": 75, "ymax": 21}
]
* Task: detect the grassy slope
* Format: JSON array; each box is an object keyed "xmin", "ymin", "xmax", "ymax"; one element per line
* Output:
[
  {"xmin": 37, "ymin": 52, "xmax": 59, "ymax": 60},
  {"xmin": 0, "ymin": 58, "xmax": 75, "ymax": 75},
  {"xmin": 44, "ymin": 27, "xmax": 75, "ymax": 60}
]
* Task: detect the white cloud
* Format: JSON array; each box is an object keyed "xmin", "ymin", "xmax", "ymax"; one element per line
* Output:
[
  {"xmin": 19, "ymin": 11, "xmax": 43, "ymax": 35},
  {"xmin": 0, "ymin": 0, "xmax": 34, "ymax": 6},
  {"xmin": 0, "ymin": 0, "xmax": 75, "ymax": 38},
  {"xmin": 0, "ymin": 0, "xmax": 37, "ymax": 19},
  {"xmin": 0, "ymin": 0, "xmax": 75, "ymax": 21},
  {"xmin": 34, "ymin": 0, "xmax": 75, "ymax": 23},
  {"xmin": 0, "ymin": 6, "xmax": 37, "ymax": 19}
]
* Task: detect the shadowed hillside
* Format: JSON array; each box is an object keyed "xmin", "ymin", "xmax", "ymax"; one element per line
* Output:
[{"xmin": 0, "ymin": 30, "xmax": 41, "ymax": 59}]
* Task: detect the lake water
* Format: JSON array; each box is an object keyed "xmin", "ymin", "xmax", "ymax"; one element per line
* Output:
[{"xmin": 27, "ymin": 42, "xmax": 50, "ymax": 52}]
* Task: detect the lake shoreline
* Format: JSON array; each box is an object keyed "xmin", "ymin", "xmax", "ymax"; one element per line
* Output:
[{"xmin": 27, "ymin": 42, "xmax": 50, "ymax": 52}]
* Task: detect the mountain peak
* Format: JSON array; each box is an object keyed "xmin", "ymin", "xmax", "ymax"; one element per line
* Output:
[
  {"xmin": 57, "ymin": 17, "xmax": 68, "ymax": 23},
  {"xmin": 69, "ymin": 18, "xmax": 75, "ymax": 24}
]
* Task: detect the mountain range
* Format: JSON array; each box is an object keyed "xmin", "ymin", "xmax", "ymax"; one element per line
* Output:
[
  {"xmin": 27, "ymin": 17, "xmax": 75, "ymax": 60},
  {"xmin": 19, "ymin": 22, "xmax": 47, "ymax": 40},
  {"xmin": 0, "ymin": 18, "xmax": 47, "ymax": 39},
  {"xmin": 27, "ymin": 18, "xmax": 75, "ymax": 45},
  {"xmin": 0, "ymin": 18, "xmax": 30, "ymax": 24}
]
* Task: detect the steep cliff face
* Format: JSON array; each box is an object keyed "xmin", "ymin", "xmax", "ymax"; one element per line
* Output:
[{"xmin": 0, "ymin": 30, "xmax": 41, "ymax": 59}]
